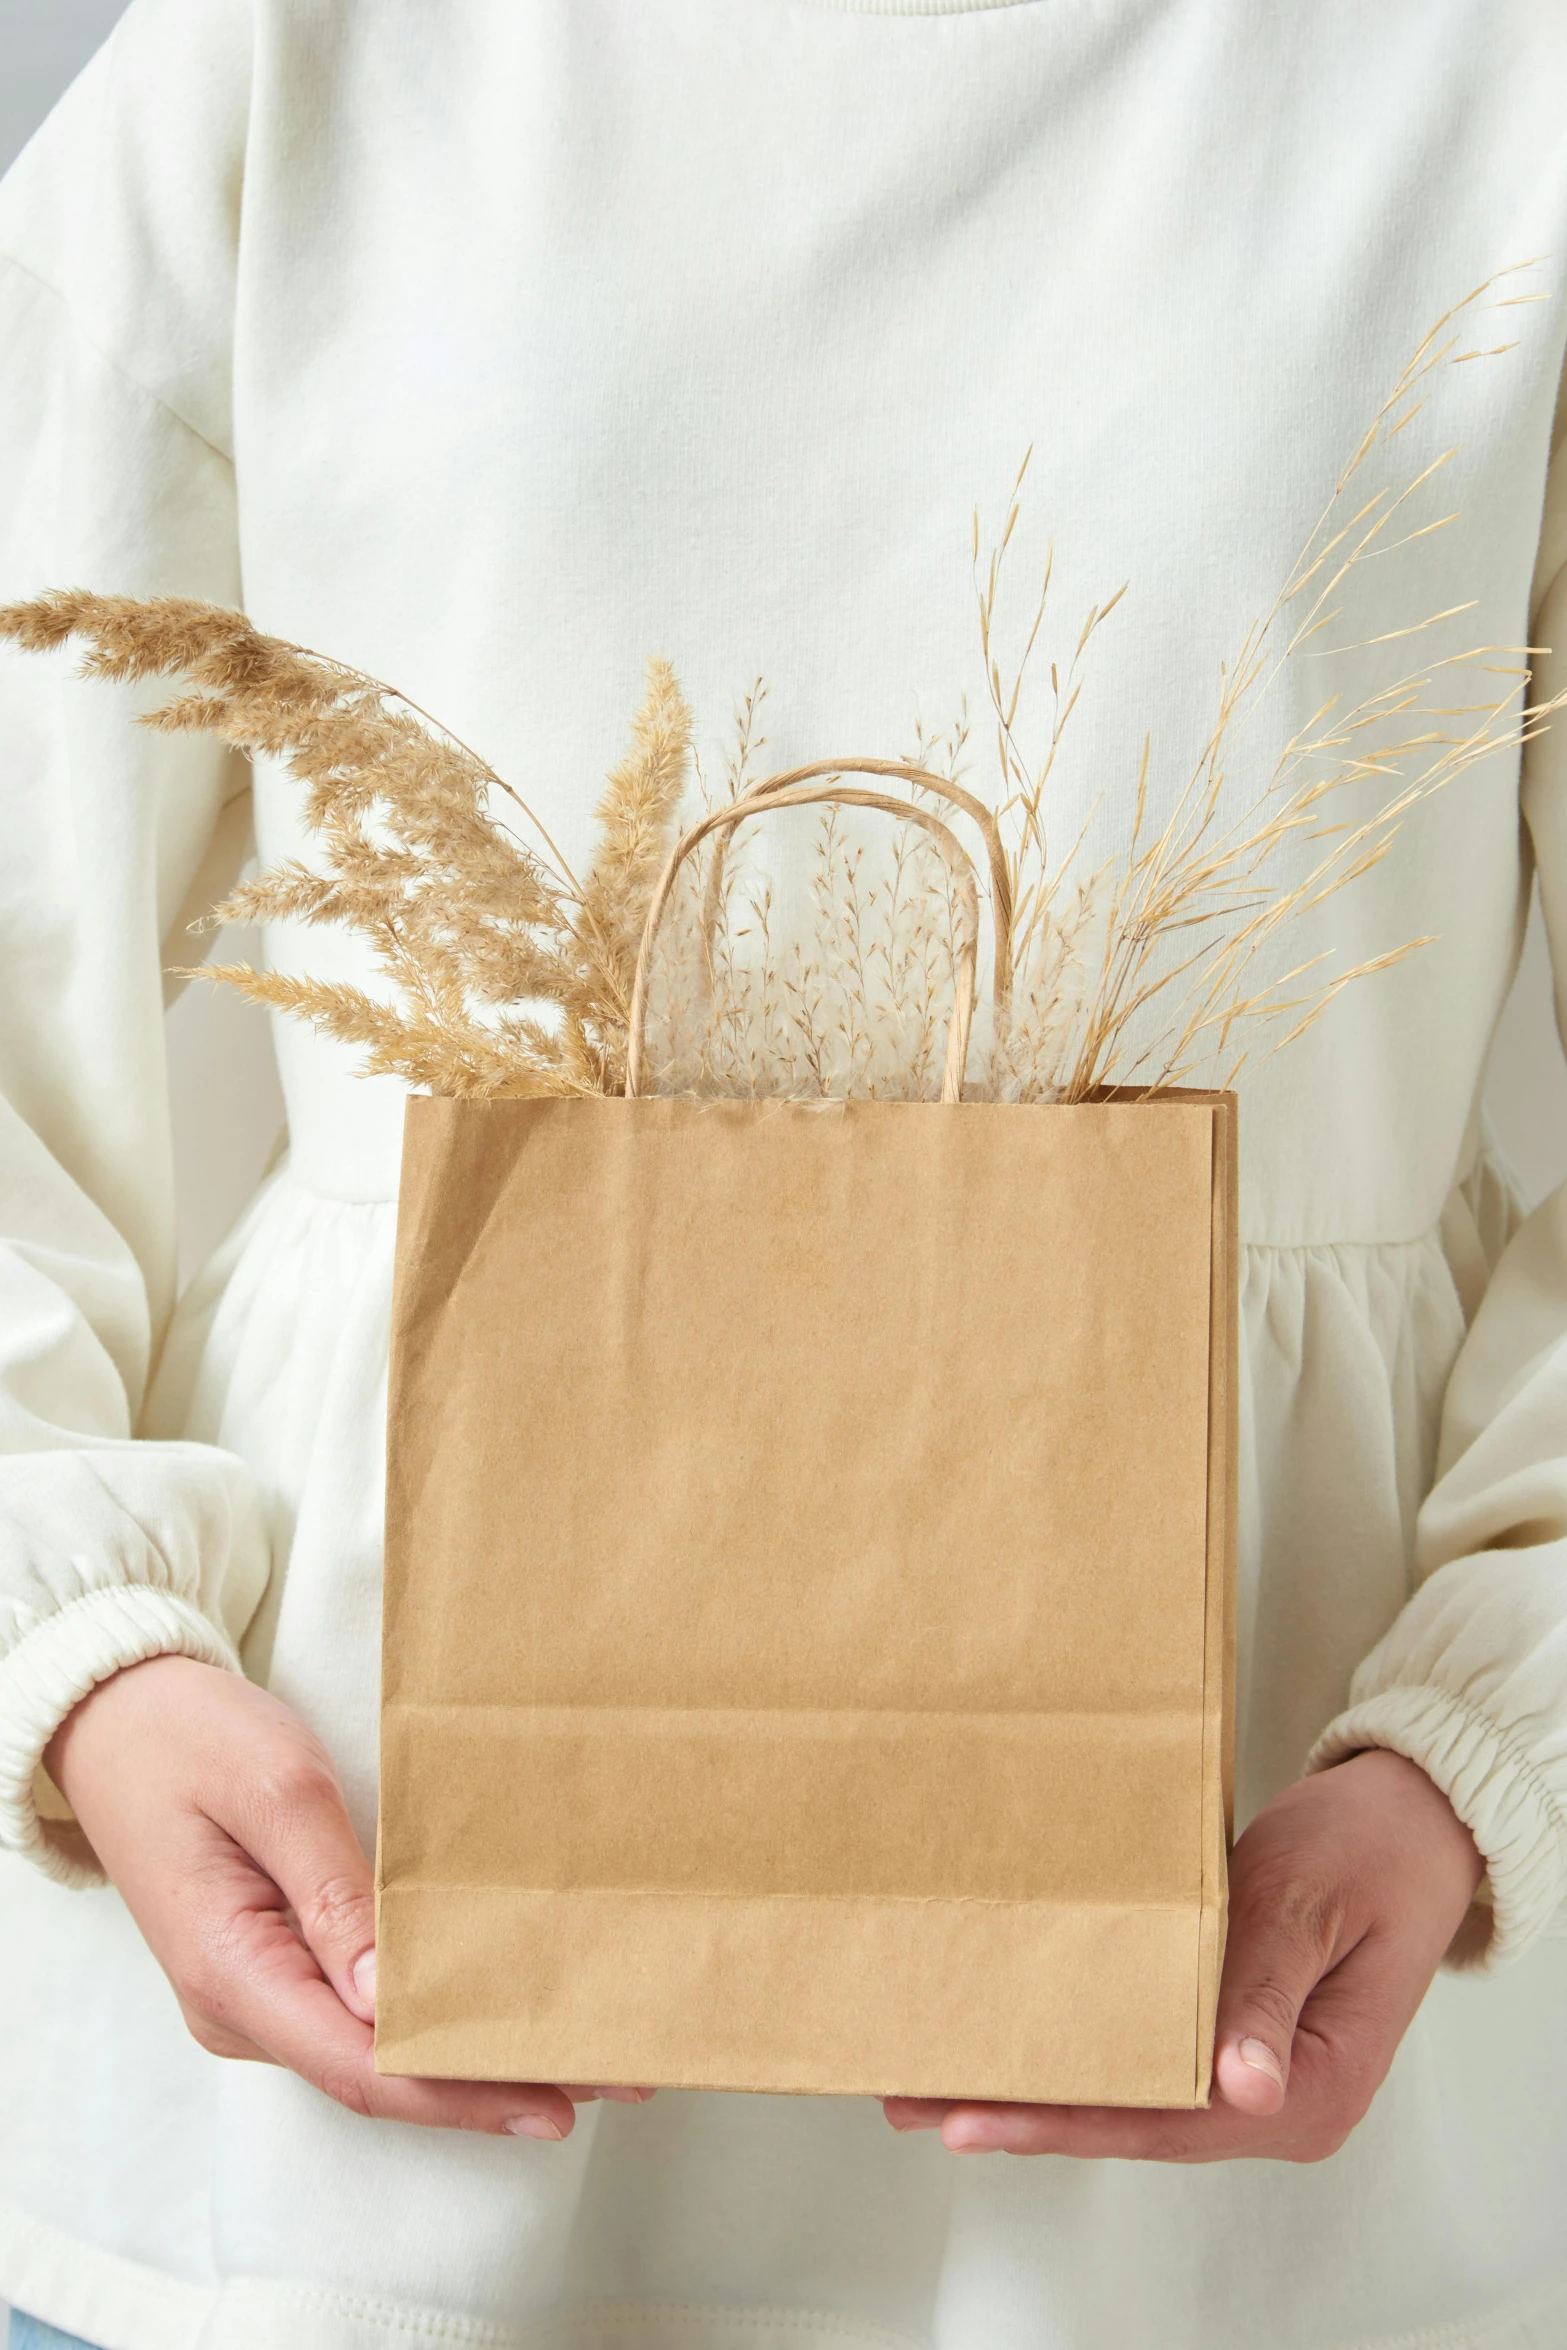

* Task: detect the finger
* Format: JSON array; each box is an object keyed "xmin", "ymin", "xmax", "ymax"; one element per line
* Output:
[
  {"xmin": 884, "ymin": 2097, "xmax": 952, "ymax": 2132},
  {"xmin": 1212, "ymin": 1877, "xmax": 1343, "ymax": 2117},
  {"xmin": 1213, "ymin": 2034, "xmax": 1289, "ymax": 2116},
  {"xmin": 884, "ymin": 1873, "xmax": 1340, "ymax": 2152},
  {"xmin": 930, "ymin": 2099, "xmax": 1264, "ymax": 2160},
  {"xmin": 885, "ymin": 2090, "xmax": 1250, "ymax": 2158},
  {"xmin": 203, "ymin": 1884, "xmax": 579, "ymax": 2135},
  {"xmin": 887, "ymin": 2093, "xmax": 1264, "ymax": 2161},
  {"xmin": 561, "ymin": 2085, "xmax": 657, "ymax": 2104},
  {"xmin": 176, "ymin": 1996, "xmax": 275, "ymax": 2066},
  {"xmin": 175, "ymin": 1824, "xmax": 578, "ymax": 2135},
  {"xmin": 206, "ymin": 1738, "xmax": 379, "ymax": 2023}
]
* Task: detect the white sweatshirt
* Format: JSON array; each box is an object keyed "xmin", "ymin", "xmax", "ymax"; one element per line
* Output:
[{"xmin": 1, "ymin": 3, "xmax": 1565, "ymax": 2346}]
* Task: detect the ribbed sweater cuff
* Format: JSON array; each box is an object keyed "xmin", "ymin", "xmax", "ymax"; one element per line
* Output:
[
  {"xmin": 0, "ymin": 1586, "xmax": 241, "ymax": 1887},
  {"xmin": 1306, "ymin": 1683, "xmax": 1567, "ymax": 1971}
]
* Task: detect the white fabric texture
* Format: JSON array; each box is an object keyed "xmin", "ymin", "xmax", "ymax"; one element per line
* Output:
[{"xmin": 1, "ymin": 2, "xmax": 1566, "ymax": 2346}]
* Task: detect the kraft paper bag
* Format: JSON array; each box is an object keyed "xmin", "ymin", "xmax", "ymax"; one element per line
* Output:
[{"xmin": 375, "ymin": 1079, "xmax": 1236, "ymax": 2109}]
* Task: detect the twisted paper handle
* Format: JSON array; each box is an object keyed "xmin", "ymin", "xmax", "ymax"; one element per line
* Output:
[
  {"xmin": 626, "ymin": 776, "xmax": 984, "ymax": 1103},
  {"xmin": 698, "ymin": 761, "xmax": 1014, "ymax": 1011}
]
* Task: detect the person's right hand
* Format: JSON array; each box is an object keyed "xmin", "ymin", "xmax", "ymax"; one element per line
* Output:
[{"xmin": 45, "ymin": 1652, "xmax": 644, "ymax": 2138}]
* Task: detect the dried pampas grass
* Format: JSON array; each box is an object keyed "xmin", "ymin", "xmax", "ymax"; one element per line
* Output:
[
  {"xmin": 1, "ymin": 272, "xmax": 1556, "ymax": 1105},
  {"xmin": 0, "ymin": 591, "xmax": 690, "ymax": 1097}
]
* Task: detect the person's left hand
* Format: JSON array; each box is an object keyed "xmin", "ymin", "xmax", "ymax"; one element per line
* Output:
[{"xmin": 883, "ymin": 1747, "xmax": 1483, "ymax": 2162}]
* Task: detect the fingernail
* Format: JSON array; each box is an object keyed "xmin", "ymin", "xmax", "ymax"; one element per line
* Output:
[
  {"xmin": 942, "ymin": 2116, "xmax": 1003, "ymax": 2154},
  {"xmin": 504, "ymin": 2114, "xmax": 565, "ymax": 2141},
  {"xmin": 1238, "ymin": 2036, "xmax": 1285, "ymax": 2088},
  {"xmin": 350, "ymin": 1950, "xmax": 377, "ymax": 2016},
  {"xmin": 884, "ymin": 2102, "xmax": 940, "ymax": 2133}
]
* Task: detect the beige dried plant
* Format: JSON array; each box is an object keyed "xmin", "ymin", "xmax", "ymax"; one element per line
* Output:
[
  {"xmin": 0, "ymin": 592, "xmax": 690, "ymax": 1096},
  {"xmin": 0, "ymin": 270, "xmax": 1555, "ymax": 1106},
  {"xmin": 965, "ymin": 263, "xmax": 1561, "ymax": 1100}
]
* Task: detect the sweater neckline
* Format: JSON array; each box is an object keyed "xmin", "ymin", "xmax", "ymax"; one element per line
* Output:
[{"xmin": 796, "ymin": 1, "xmax": 1041, "ymax": 14}]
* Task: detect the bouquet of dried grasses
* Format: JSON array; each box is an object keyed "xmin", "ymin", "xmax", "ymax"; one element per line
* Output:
[{"xmin": 1, "ymin": 273, "xmax": 1554, "ymax": 1104}]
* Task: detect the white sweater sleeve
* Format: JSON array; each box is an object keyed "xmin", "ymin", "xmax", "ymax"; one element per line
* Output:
[
  {"xmin": 0, "ymin": 0, "xmax": 269, "ymax": 1886},
  {"xmin": 1307, "ymin": 377, "xmax": 1567, "ymax": 1970}
]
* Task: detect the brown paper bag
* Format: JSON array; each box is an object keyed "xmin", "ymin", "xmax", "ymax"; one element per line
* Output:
[{"xmin": 376, "ymin": 780, "xmax": 1236, "ymax": 2110}]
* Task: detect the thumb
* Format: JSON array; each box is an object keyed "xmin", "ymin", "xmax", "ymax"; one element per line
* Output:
[
  {"xmin": 216, "ymin": 1742, "xmax": 381, "ymax": 2026},
  {"xmin": 1211, "ymin": 1890, "xmax": 1333, "ymax": 2118}
]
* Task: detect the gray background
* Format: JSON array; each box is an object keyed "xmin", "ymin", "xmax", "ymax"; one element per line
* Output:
[{"xmin": 4, "ymin": 0, "xmax": 1567, "ymax": 1264}]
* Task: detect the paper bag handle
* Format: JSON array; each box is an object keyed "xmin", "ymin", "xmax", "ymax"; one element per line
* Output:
[
  {"xmin": 700, "ymin": 761, "xmax": 1014, "ymax": 1011},
  {"xmin": 625, "ymin": 779, "xmax": 981, "ymax": 1104}
]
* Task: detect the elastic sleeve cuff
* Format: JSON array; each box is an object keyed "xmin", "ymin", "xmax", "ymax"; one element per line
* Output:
[
  {"xmin": 1306, "ymin": 1683, "xmax": 1567, "ymax": 1970},
  {"xmin": 0, "ymin": 1585, "xmax": 240, "ymax": 1887}
]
